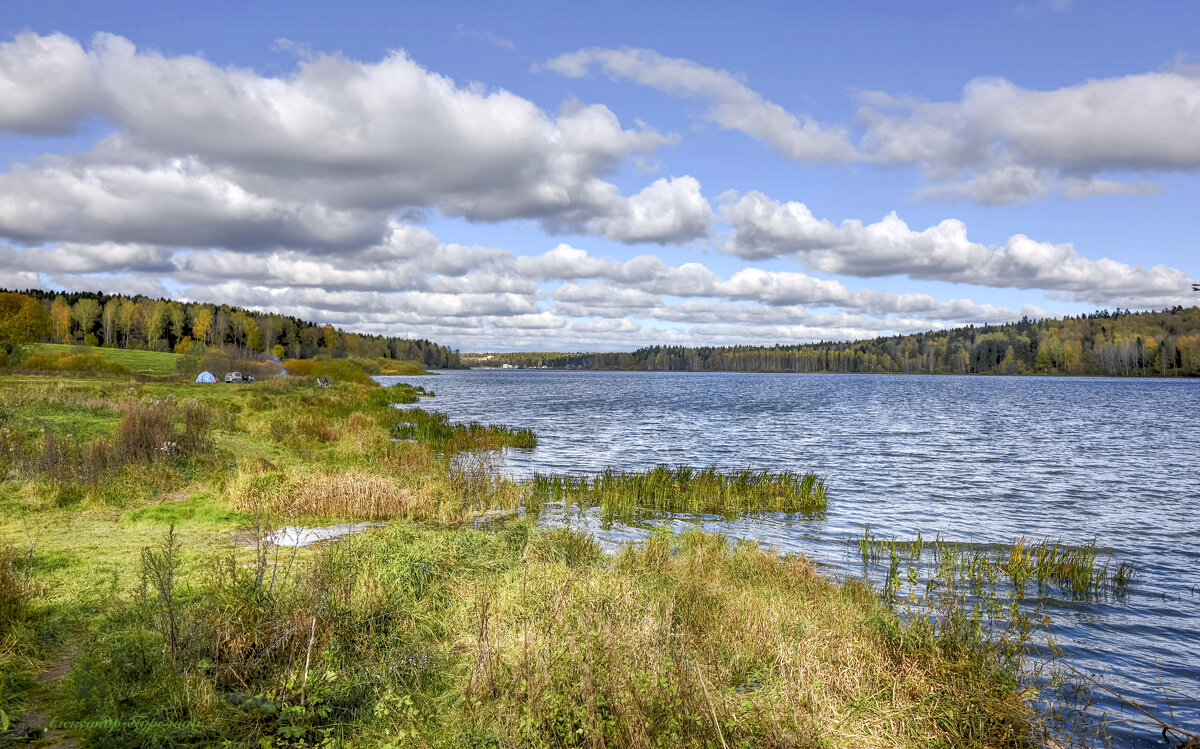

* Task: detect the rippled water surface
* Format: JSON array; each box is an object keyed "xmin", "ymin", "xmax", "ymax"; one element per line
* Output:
[{"xmin": 379, "ymin": 370, "xmax": 1200, "ymax": 744}]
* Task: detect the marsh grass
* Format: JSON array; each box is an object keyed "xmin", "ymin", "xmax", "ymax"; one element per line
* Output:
[
  {"xmin": 853, "ymin": 526, "xmax": 1134, "ymax": 599},
  {"xmin": 528, "ymin": 464, "xmax": 827, "ymax": 519},
  {"xmin": 459, "ymin": 528, "xmax": 1031, "ymax": 748},
  {"xmin": 273, "ymin": 471, "xmax": 423, "ymax": 520},
  {"xmin": 386, "ymin": 407, "xmax": 537, "ymax": 453},
  {"xmin": 61, "ymin": 523, "xmax": 1034, "ymax": 748},
  {"xmin": 227, "ymin": 465, "xmax": 522, "ymax": 525},
  {"xmin": 846, "ymin": 527, "xmax": 1151, "ymax": 745}
]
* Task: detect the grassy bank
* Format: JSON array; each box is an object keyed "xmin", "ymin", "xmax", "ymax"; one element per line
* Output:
[{"xmin": 0, "ymin": 371, "xmax": 1040, "ymax": 747}]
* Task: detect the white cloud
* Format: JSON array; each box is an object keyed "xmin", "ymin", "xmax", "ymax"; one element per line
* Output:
[
  {"xmin": 545, "ymin": 45, "xmax": 1200, "ymax": 204},
  {"xmin": 0, "ymin": 32, "xmax": 686, "ymax": 239},
  {"xmin": 543, "ymin": 47, "xmax": 856, "ymax": 163},
  {"xmin": 586, "ymin": 176, "xmax": 713, "ymax": 243},
  {"xmin": 0, "ymin": 242, "xmax": 173, "ymax": 274},
  {"xmin": 914, "ymin": 165, "xmax": 1052, "ymax": 206},
  {"xmin": 720, "ymin": 191, "xmax": 1195, "ymax": 307},
  {"xmin": 0, "ymin": 158, "xmax": 385, "ymax": 250},
  {"xmin": 858, "ymin": 71, "xmax": 1200, "ymax": 201},
  {"xmin": 0, "ymin": 32, "xmax": 96, "ymax": 133}
]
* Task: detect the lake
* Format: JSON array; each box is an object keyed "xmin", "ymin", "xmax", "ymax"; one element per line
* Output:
[{"xmin": 377, "ymin": 370, "xmax": 1200, "ymax": 745}]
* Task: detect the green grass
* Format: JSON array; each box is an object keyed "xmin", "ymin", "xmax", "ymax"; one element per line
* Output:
[
  {"xmin": 529, "ymin": 464, "xmax": 828, "ymax": 519},
  {"xmin": 33, "ymin": 344, "xmax": 182, "ymax": 375},
  {"xmin": 121, "ymin": 493, "xmax": 252, "ymax": 526}
]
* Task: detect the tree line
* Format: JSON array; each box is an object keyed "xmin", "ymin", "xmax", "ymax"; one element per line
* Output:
[
  {"xmin": 0, "ymin": 289, "xmax": 462, "ymax": 369},
  {"xmin": 467, "ymin": 307, "xmax": 1200, "ymax": 377}
]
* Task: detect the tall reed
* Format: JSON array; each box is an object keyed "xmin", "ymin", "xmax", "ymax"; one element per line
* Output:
[
  {"xmin": 851, "ymin": 531, "xmax": 1134, "ymax": 600},
  {"xmin": 528, "ymin": 464, "xmax": 827, "ymax": 518}
]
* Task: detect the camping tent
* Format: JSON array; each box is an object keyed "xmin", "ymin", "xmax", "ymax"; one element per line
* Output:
[{"xmin": 195, "ymin": 371, "xmax": 217, "ymax": 383}]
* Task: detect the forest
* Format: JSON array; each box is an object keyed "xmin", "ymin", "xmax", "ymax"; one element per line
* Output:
[
  {"xmin": 1, "ymin": 288, "xmax": 462, "ymax": 369},
  {"xmin": 467, "ymin": 306, "xmax": 1200, "ymax": 377}
]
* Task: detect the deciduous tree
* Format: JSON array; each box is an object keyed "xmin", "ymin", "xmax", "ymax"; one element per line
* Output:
[{"xmin": 0, "ymin": 292, "xmax": 50, "ymax": 362}]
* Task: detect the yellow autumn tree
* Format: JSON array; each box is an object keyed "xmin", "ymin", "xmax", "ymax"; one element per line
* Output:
[
  {"xmin": 191, "ymin": 306, "xmax": 214, "ymax": 345},
  {"xmin": 50, "ymin": 296, "xmax": 72, "ymax": 344}
]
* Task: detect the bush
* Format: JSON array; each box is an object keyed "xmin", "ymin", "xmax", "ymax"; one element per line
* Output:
[{"xmin": 112, "ymin": 400, "xmax": 172, "ymax": 462}]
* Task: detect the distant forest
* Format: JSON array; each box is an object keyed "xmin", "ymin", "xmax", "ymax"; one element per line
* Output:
[
  {"xmin": 468, "ymin": 307, "xmax": 1200, "ymax": 377},
  {"xmin": 5, "ymin": 289, "xmax": 462, "ymax": 369}
]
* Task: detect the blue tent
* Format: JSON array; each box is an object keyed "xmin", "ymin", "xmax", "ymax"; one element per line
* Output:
[{"xmin": 195, "ymin": 371, "xmax": 217, "ymax": 383}]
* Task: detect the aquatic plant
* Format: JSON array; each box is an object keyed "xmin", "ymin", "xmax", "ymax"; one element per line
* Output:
[
  {"xmin": 386, "ymin": 407, "xmax": 537, "ymax": 453},
  {"xmin": 851, "ymin": 531, "xmax": 1134, "ymax": 600},
  {"xmin": 528, "ymin": 464, "xmax": 827, "ymax": 519}
]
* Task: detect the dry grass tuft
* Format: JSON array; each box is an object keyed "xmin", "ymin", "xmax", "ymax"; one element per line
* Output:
[
  {"xmin": 285, "ymin": 472, "xmax": 420, "ymax": 520},
  {"xmin": 229, "ymin": 468, "xmax": 436, "ymax": 521}
]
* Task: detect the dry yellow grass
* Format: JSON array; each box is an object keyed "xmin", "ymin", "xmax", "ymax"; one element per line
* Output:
[
  {"xmin": 230, "ymin": 467, "xmax": 428, "ymax": 520},
  {"xmin": 456, "ymin": 531, "xmax": 1032, "ymax": 749}
]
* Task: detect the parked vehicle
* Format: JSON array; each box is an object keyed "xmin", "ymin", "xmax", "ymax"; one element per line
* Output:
[{"xmin": 224, "ymin": 371, "xmax": 255, "ymax": 383}]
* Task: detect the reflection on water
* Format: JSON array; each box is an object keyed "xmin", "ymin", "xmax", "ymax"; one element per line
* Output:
[{"xmin": 377, "ymin": 370, "xmax": 1200, "ymax": 746}]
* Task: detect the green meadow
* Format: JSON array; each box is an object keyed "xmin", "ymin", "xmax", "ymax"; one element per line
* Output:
[{"xmin": 31, "ymin": 343, "xmax": 184, "ymax": 376}]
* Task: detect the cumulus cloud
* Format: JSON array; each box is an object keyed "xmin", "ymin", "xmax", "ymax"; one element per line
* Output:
[
  {"xmin": 0, "ymin": 31, "xmax": 697, "ymax": 243},
  {"xmin": 543, "ymin": 47, "xmax": 857, "ymax": 162},
  {"xmin": 858, "ymin": 71, "xmax": 1200, "ymax": 201},
  {"xmin": 0, "ymin": 158, "xmax": 386, "ymax": 251},
  {"xmin": 7, "ymin": 219, "xmax": 1058, "ymax": 352},
  {"xmin": 545, "ymin": 46, "xmax": 1200, "ymax": 204},
  {"xmin": 0, "ymin": 32, "xmax": 97, "ymax": 133},
  {"xmin": 720, "ymin": 191, "xmax": 1194, "ymax": 307},
  {"xmin": 585, "ymin": 176, "xmax": 713, "ymax": 243},
  {"xmin": 0, "ymin": 242, "xmax": 173, "ymax": 274},
  {"xmin": 2, "ymin": 31, "xmax": 1190, "ymax": 350}
]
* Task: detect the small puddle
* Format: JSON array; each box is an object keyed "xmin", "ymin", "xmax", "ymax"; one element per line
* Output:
[{"xmin": 265, "ymin": 522, "xmax": 387, "ymax": 547}]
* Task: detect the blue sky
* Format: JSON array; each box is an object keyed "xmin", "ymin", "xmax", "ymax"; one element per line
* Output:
[{"xmin": 1, "ymin": 0, "xmax": 1197, "ymax": 350}]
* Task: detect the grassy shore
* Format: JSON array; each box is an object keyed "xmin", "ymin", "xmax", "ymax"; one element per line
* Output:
[{"xmin": 0, "ymin": 371, "xmax": 1038, "ymax": 747}]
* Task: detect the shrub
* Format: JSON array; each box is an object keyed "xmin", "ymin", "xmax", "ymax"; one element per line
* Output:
[{"xmin": 112, "ymin": 400, "xmax": 172, "ymax": 462}]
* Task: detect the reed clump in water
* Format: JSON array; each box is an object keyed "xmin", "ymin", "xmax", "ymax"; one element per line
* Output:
[
  {"xmin": 852, "ymin": 526, "xmax": 1134, "ymax": 600},
  {"xmin": 528, "ymin": 464, "xmax": 827, "ymax": 518},
  {"xmin": 386, "ymin": 407, "xmax": 537, "ymax": 453}
]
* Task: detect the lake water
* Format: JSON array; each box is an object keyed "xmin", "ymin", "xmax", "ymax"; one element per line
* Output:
[{"xmin": 377, "ymin": 370, "xmax": 1200, "ymax": 745}]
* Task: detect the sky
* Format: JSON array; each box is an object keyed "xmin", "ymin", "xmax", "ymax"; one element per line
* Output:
[{"xmin": 0, "ymin": 0, "xmax": 1197, "ymax": 352}]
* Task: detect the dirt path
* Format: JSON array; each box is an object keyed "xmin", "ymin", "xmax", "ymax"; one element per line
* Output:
[{"xmin": 12, "ymin": 645, "xmax": 81, "ymax": 748}]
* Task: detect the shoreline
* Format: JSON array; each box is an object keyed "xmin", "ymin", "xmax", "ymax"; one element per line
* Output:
[{"xmin": 0, "ymin": 371, "xmax": 1164, "ymax": 747}]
